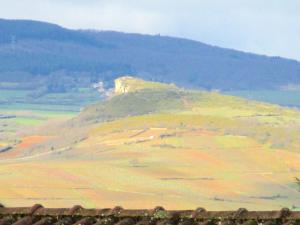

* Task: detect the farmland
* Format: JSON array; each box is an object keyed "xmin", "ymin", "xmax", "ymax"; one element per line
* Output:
[
  {"xmin": 0, "ymin": 85, "xmax": 100, "ymax": 147},
  {"xmin": 226, "ymin": 90, "xmax": 300, "ymax": 108},
  {"xmin": 1, "ymin": 77, "xmax": 300, "ymax": 210}
]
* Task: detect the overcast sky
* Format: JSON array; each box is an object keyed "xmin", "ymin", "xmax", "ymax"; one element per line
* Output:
[{"xmin": 1, "ymin": 0, "xmax": 300, "ymax": 60}]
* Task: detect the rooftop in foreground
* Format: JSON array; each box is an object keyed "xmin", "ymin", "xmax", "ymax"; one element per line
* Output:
[{"xmin": 0, "ymin": 204, "xmax": 298, "ymax": 225}]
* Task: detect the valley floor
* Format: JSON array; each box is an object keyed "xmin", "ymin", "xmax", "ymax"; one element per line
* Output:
[
  {"xmin": 1, "ymin": 78, "xmax": 300, "ymax": 210},
  {"xmin": 1, "ymin": 122, "xmax": 300, "ymax": 210}
]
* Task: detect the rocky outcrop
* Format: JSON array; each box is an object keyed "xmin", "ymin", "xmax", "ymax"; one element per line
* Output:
[
  {"xmin": 114, "ymin": 76, "xmax": 176, "ymax": 95},
  {"xmin": 114, "ymin": 76, "xmax": 133, "ymax": 94}
]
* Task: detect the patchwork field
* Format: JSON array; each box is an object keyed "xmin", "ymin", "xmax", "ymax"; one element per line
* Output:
[
  {"xmin": 0, "ymin": 86, "xmax": 100, "ymax": 151},
  {"xmin": 1, "ymin": 76, "xmax": 300, "ymax": 210},
  {"xmin": 1, "ymin": 119, "xmax": 300, "ymax": 210}
]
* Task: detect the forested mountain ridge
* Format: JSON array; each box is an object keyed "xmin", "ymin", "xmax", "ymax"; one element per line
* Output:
[{"xmin": 0, "ymin": 18, "xmax": 300, "ymax": 92}]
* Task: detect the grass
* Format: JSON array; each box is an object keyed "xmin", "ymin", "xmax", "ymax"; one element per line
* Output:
[
  {"xmin": 0, "ymin": 87, "xmax": 81, "ymax": 162},
  {"xmin": 79, "ymin": 89, "xmax": 186, "ymax": 123},
  {"xmin": 0, "ymin": 89, "xmax": 31, "ymax": 99},
  {"xmin": 90, "ymin": 110, "xmax": 300, "ymax": 153},
  {"xmin": 2, "ymin": 119, "xmax": 299, "ymax": 209},
  {"xmin": 12, "ymin": 117, "xmax": 44, "ymax": 126},
  {"xmin": 226, "ymin": 90, "xmax": 300, "ymax": 108},
  {"xmin": 0, "ymin": 86, "xmax": 101, "ymax": 113},
  {"xmin": 1, "ymin": 76, "xmax": 300, "ymax": 209},
  {"xmin": 1, "ymin": 102, "xmax": 81, "ymax": 112},
  {"xmin": 0, "ymin": 82, "xmax": 19, "ymax": 88},
  {"xmin": 114, "ymin": 76, "xmax": 176, "ymax": 94},
  {"xmin": 0, "ymin": 88, "xmax": 82, "ymax": 145}
]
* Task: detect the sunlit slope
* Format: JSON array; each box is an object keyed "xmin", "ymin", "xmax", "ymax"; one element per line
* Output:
[
  {"xmin": 1, "ymin": 76, "xmax": 300, "ymax": 209},
  {"xmin": 77, "ymin": 76, "xmax": 180, "ymax": 123},
  {"xmin": 77, "ymin": 76, "xmax": 300, "ymax": 152}
]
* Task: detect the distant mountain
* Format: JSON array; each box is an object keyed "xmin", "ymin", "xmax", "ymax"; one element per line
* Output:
[{"xmin": 0, "ymin": 18, "xmax": 300, "ymax": 91}]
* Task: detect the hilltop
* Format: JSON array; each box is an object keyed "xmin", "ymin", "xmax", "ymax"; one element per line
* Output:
[
  {"xmin": 76, "ymin": 77, "xmax": 300, "ymax": 150},
  {"xmin": 114, "ymin": 76, "xmax": 176, "ymax": 94}
]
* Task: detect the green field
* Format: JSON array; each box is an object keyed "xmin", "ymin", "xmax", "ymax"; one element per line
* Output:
[
  {"xmin": 0, "ymin": 87, "xmax": 101, "ymax": 111},
  {"xmin": 226, "ymin": 90, "xmax": 300, "ymax": 108},
  {"xmin": 0, "ymin": 87, "xmax": 100, "ymax": 148}
]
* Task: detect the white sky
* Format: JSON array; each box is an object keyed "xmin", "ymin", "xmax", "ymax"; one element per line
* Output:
[{"xmin": 1, "ymin": 0, "xmax": 300, "ymax": 60}]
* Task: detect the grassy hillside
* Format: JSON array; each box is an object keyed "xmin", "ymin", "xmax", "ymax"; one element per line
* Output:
[
  {"xmin": 1, "ymin": 77, "xmax": 300, "ymax": 209},
  {"xmin": 76, "ymin": 77, "xmax": 300, "ymax": 152},
  {"xmin": 78, "ymin": 77, "xmax": 182, "ymax": 123}
]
